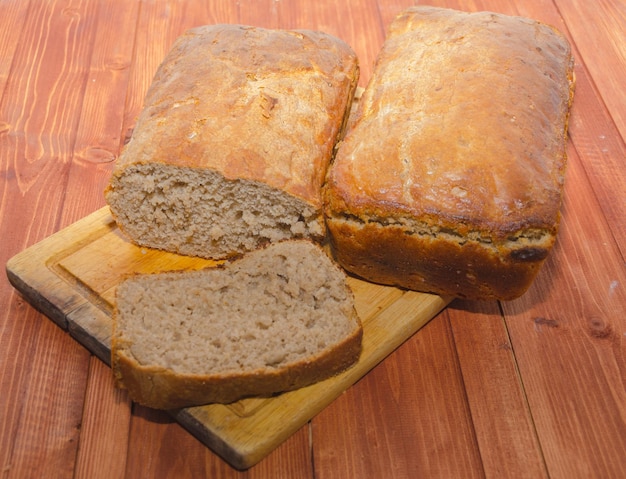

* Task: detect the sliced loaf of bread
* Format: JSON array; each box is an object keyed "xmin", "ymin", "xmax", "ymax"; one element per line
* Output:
[
  {"xmin": 104, "ymin": 25, "xmax": 359, "ymax": 260},
  {"xmin": 111, "ymin": 240, "xmax": 363, "ymax": 409}
]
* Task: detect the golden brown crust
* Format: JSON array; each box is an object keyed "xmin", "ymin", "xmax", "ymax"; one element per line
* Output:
[
  {"xmin": 110, "ymin": 24, "xmax": 359, "ymax": 209},
  {"xmin": 324, "ymin": 7, "xmax": 575, "ymax": 300}
]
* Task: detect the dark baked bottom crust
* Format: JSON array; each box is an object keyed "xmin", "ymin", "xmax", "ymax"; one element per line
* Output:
[{"xmin": 326, "ymin": 219, "xmax": 552, "ymax": 300}]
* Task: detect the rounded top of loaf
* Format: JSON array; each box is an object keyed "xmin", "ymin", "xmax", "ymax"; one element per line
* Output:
[
  {"xmin": 113, "ymin": 24, "xmax": 359, "ymax": 208},
  {"xmin": 325, "ymin": 7, "xmax": 575, "ymax": 239}
]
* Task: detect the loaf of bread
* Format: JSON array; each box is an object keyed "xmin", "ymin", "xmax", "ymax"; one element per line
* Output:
[
  {"xmin": 324, "ymin": 7, "xmax": 575, "ymax": 300},
  {"xmin": 111, "ymin": 240, "xmax": 363, "ymax": 409},
  {"xmin": 105, "ymin": 25, "xmax": 359, "ymax": 259}
]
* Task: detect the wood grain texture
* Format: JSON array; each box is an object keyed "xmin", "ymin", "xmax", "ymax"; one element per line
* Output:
[
  {"xmin": 556, "ymin": 0, "xmax": 626, "ymax": 141},
  {"xmin": 449, "ymin": 301, "xmax": 548, "ymax": 479},
  {"xmin": 2, "ymin": 0, "xmax": 625, "ymax": 477},
  {"xmin": 313, "ymin": 316, "xmax": 484, "ymax": 479},
  {"xmin": 529, "ymin": 0, "xmax": 626, "ymax": 261},
  {"xmin": 72, "ymin": 358, "xmax": 131, "ymax": 479},
  {"xmin": 0, "ymin": 0, "xmax": 30, "ymax": 97},
  {"xmin": 564, "ymin": 63, "xmax": 626, "ymax": 256},
  {"xmin": 1, "ymin": 0, "xmax": 97, "ymax": 248},
  {"xmin": 126, "ymin": 406, "xmax": 314, "ymax": 479},
  {"xmin": 1, "ymin": 2, "xmax": 100, "ymax": 478},
  {"xmin": 61, "ymin": 1, "xmax": 141, "ymax": 227},
  {"xmin": 71, "ymin": 1, "xmax": 138, "ymax": 167},
  {"xmin": 502, "ymin": 142, "xmax": 626, "ymax": 478}
]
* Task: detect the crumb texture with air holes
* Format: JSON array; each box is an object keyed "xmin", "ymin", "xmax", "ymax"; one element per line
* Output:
[{"xmin": 111, "ymin": 240, "xmax": 363, "ymax": 408}]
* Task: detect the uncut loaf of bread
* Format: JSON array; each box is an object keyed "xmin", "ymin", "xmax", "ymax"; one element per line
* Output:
[
  {"xmin": 324, "ymin": 7, "xmax": 575, "ymax": 300},
  {"xmin": 111, "ymin": 240, "xmax": 363, "ymax": 409},
  {"xmin": 105, "ymin": 25, "xmax": 359, "ymax": 259}
]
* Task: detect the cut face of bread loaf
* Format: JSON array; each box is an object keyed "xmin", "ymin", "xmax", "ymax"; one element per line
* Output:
[
  {"xmin": 105, "ymin": 25, "xmax": 359, "ymax": 259},
  {"xmin": 324, "ymin": 7, "xmax": 575, "ymax": 300},
  {"xmin": 111, "ymin": 240, "xmax": 363, "ymax": 409}
]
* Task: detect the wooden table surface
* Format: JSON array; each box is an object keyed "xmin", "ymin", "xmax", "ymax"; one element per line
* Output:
[{"xmin": 1, "ymin": 1, "xmax": 625, "ymax": 478}]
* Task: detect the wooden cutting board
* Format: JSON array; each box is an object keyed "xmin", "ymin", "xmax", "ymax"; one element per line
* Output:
[{"xmin": 6, "ymin": 206, "xmax": 450, "ymax": 469}]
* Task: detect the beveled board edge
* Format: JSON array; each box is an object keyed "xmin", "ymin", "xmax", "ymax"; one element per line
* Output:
[{"xmin": 6, "ymin": 208, "xmax": 117, "ymax": 331}]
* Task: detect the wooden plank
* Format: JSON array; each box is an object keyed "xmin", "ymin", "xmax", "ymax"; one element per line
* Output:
[
  {"xmin": 561, "ymin": 62, "xmax": 626, "ymax": 256},
  {"xmin": 312, "ymin": 314, "xmax": 485, "ymax": 478},
  {"xmin": 0, "ymin": 0, "xmax": 97, "ymax": 249},
  {"xmin": 0, "ymin": 295, "xmax": 91, "ymax": 479},
  {"xmin": 61, "ymin": 0, "xmax": 141, "ymax": 226},
  {"xmin": 449, "ymin": 301, "xmax": 548, "ymax": 478},
  {"xmin": 0, "ymin": 0, "xmax": 30, "ymax": 98},
  {"xmin": 70, "ymin": 0, "xmax": 142, "ymax": 453},
  {"xmin": 238, "ymin": 0, "xmax": 282, "ymax": 29},
  {"xmin": 73, "ymin": 358, "xmax": 131, "ymax": 479},
  {"xmin": 70, "ymin": 1, "xmax": 139, "ymax": 169},
  {"xmin": 502, "ymin": 142, "xmax": 626, "ymax": 477},
  {"xmin": 2, "ymin": 318, "xmax": 91, "ymax": 479},
  {"xmin": 6, "ymin": 207, "xmax": 449, "ymax": 469},
  {"xmin": 124, "ymin": 406, "xmax": 315, "ymax": 478},
  {"xmin": 556, "ymin": 0, "xmax": 626, "ymax": 141},
  {"xmin": 0, "ymin": 1, "xmax": 101, "ymax": 477}
]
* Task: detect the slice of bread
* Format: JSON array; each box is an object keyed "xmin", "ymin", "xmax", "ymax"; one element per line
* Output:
[{"xmin": 111, "ymin": 240, "xmax": 363, "ymax": 409}]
